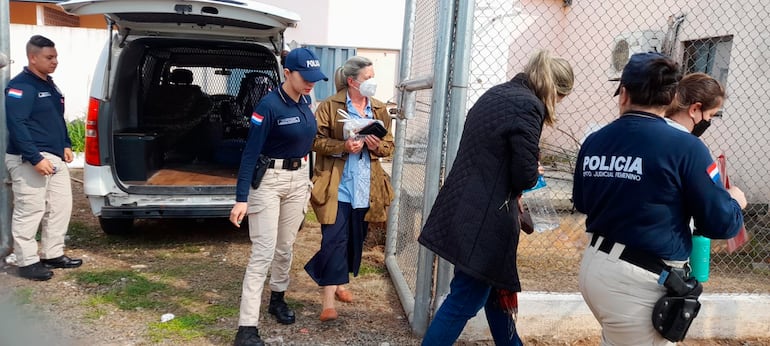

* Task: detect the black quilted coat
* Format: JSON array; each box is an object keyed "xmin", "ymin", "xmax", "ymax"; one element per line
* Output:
[{"xmin": 418, "ymin": 73, "xmax": 543, "ymax": 291}]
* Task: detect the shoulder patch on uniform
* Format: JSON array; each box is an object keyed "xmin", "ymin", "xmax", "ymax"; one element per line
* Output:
[
  {"xmin": 7, "ymin": 88, "xmax": 23, "ymax": 98},
  {"xmin": 251, "ymin": 112, "xmax": 264, "ymax": 126},
  {"xmin": 707, "ymin": 161, "xmax": 720, "ymax": 184}
]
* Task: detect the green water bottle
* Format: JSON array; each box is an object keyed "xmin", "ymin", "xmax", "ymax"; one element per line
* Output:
[{"xmin": 690, "ymin": 235, "xmax": 711, "ymax": 282}]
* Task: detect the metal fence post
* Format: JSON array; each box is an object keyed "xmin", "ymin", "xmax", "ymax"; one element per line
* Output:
[
  {"xmin": 434, "ymin": 0, "xmax": 477, "ymax": 303},
  {"xmin": 1, "ymin": 0, "xmax": 13, "ymax": 258},
  {"xmin": 385, "ymin": 0, "xmax": 418, "ymax": 329},
  {"xmin": 412, "ymin": 0, "xmax": 456, "ymax": 336}
]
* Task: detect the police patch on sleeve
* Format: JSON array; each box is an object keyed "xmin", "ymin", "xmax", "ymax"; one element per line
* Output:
[{"xmin": 706, "ymin": 161, "xmax": 720, "ymax": 184}]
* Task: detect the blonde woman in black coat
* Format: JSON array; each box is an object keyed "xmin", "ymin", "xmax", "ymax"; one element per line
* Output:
[{"xmin": 418, "ymin": 50, "xmax": 574, "ymax": 345}]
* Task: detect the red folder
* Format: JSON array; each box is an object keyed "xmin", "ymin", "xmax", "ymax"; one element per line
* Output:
[{"xmin": 716, "ymin": 154, "xmax": 748, "ymax": 252}]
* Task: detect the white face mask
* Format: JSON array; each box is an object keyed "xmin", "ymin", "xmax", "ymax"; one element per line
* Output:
[{"xmin": 356, "ymin": 78, "xmax": 377, "ymax": 97}]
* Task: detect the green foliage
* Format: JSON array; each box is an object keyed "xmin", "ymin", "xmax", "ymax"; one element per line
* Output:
[{"xmin": 67, "ymin": 118, "xmax": 86, "ymax": 153}]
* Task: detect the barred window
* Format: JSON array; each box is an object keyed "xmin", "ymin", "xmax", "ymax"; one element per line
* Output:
[{"xmin": 683, "ymin": 36, "xmax": 733, "ymax": 87}]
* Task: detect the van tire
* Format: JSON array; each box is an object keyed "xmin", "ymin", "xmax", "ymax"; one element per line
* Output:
[{"xmin": 99, "ymin": 217, "xmax": 134, "ymax": 235}]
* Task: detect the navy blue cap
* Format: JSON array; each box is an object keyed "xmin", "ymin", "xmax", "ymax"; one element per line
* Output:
[
  {"xmin": 614, "ymin": 52, "xmax": 667, "ymax": 96},
  {"xmin": 283, "ymin": 47, "xmax": 328, "ymax": 82}
]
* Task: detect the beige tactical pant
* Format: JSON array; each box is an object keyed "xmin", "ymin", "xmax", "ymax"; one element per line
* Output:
[
  {"xmin": 578, "ymin": 233, "xmax": 674, "ymax": 346},
  {"xmin": 238, "ymin": 163, "xmax": 311, "ymax": 326},
  {"xmin": 5, "ymin": 153, "xmax": 72, "ymax": 267}
]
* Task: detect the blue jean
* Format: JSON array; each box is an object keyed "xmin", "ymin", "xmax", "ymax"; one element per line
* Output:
[{"xmin": 422, "ymin": 269, "xmax": 523, "ymax": 346}]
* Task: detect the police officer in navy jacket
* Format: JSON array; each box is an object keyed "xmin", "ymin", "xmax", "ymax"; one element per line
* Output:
[
  {"xmin": 5, "ymin": 35, "xmax": 82, "ymax": 282},
  {"xmin": 573, "ymin": 52, "xmax": 746, "ymax": 345},
  {"xmin": 229, "ymin": 48, "xmax": 327, "ymax": 346}
]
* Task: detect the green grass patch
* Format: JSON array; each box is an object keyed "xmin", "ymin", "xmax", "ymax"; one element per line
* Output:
[
  {"xmin": 358, "ymin": 262, "xmax": 386, "ymax": 276},
  {"xmin": 12, "ymin": 288, "xmax": 34, "ymax": 305},
  {"xmin": 304, "ymin": 209, "xmax": 319, "ymax": 224},
  {"xmin": 68, "ymin": 221, "xmax": 100, "ymax": 244},
  {"xmin": 205, "ymin": 304, "xmax": 239, "ymax": 319},
  {"xmin": 178, "ymin": 244, "xmax": 202, "ymax": 254},
  {"xmin": 71, "ymin": 270, "xmax": 169, "ymax": 310},
  {"xmin": 83, "ymin": 296, "xmax": 110, "ymax": 320},
  {"xmin": 147, "ymin": 304, "xmax": 238, "ymax": 343},
  {"xmin": 148, "ymin": 314, "xmax": 207, "ymax": 342}
]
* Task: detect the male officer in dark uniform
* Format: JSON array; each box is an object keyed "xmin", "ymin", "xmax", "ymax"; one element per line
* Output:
[{"xmin": 5, "ymin": 35, "xmax": 82, "ymax": 281}]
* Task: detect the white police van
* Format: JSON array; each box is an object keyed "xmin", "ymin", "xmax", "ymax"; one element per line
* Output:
[{"xmin": 59, "ymin": 0, "xmax": 300, "ymax": 234}]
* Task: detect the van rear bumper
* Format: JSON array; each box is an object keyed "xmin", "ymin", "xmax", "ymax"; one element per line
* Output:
[{"xmin": 100, "ymin": 205, "xmax": 233, "ymax": 219}]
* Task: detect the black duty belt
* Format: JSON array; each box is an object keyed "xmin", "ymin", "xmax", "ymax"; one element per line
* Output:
[
  {"xmin": 268, "ymin": 158, "xmax": 303, "ymax": 170},
  {"xmin": 590, "ymin": 233, "xmax": 668, "ymax": 275}
]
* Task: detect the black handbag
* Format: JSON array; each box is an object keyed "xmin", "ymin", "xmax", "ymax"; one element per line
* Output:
[{"xmin": 251, "ymin": 155, "xmax": 272, "ymax": 189}]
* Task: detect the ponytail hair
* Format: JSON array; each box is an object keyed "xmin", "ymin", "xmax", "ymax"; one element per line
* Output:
[
  {"xmin": 523, "ymin": 50, "xmax": 574, "ymax": 126},
  {"xmin": 665, "ymin": 72, "xmax": 725, "ymax": 117}
]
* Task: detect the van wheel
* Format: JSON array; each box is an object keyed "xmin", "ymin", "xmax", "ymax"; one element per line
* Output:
[{"xmin": 98, "ymin": 217, "xmax": 134, "ymax": 235}]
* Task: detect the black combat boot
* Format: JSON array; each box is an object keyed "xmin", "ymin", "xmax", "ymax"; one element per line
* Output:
[
  {"xmin": 268, "ymin": 290, "xmax": 296, "ymax": 324},
  {"xmin": 233, "ymin": 326, "xmax": 264, "ymax": 346}
]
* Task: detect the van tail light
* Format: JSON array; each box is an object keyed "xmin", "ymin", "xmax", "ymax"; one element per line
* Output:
[{"xmin": 85, "ymin": 97, "xmax": 102, "ymax": 166}]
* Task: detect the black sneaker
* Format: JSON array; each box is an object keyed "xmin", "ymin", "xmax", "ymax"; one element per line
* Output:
[
  {"xmin": 18, "ymin": 262, "xmax": 54, "ymax": 281},
  {"xmin": 233, "ymin": 326, "xmax": 264, "ymax": 346}
]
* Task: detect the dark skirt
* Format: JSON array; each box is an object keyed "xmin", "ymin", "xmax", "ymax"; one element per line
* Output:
[{"xmin": 304, "ymin": 201, "xmax": 369, "ymax": 286}]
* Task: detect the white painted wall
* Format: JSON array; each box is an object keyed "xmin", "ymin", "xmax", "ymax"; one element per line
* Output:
[
  {"xmin": 256, "ymin": 0, "xmax": 406, "ymax": 49},
  {"xmin": 7, "ymin": 24, "xmax": 106, "ymax": 122},
  {"xmin": 358, "ymin": 48, "xmax": 400, "ymax": 104}
]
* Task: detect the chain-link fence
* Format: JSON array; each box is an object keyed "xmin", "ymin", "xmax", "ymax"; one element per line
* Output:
[{"xmin": 386, "ymin": 0, "xmax": 770, "ymax": 335}]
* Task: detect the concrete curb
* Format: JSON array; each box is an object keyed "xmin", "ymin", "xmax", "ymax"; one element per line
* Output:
[{"xmin": 460, "ymin": 292, "xmax": 770, "ymax": 341}]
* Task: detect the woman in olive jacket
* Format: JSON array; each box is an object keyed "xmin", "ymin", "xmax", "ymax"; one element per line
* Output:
[
  {"xmin": 418, "ymin": 50, "xmax": 574, "ymax": 345},
  {"xmin": 305, "ymin": 56, "xmax": 395, "ymax": 322}
]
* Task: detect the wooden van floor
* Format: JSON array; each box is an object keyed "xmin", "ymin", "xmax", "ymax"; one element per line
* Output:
[{"xmin": 144, "ymin": 164, "xmax": 238, "ymax": 186}]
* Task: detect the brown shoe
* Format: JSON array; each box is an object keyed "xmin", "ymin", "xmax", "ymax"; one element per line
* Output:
[
  {"xmin": 319, "ymin": 308, "xmax": 338, "ymax": 322},
  {"xmin": 334, "ymin": 290, "xmax": 353, "ymax": 303}
]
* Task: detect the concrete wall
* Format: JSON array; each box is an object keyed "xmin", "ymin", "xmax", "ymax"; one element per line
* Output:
[{"xmin": 461, "ymin": 293, "xmax": 770, "ymax": 340}]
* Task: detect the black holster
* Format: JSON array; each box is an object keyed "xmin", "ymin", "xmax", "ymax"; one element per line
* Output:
[
  {"xmin": 251, "ymin": 155, "xmax": 272, "ymax": 189},
  {"xmin": 652, "ymin": 267, "xmax": 703, "ymax": 342}
]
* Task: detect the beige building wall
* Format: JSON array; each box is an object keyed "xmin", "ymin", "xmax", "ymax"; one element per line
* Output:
[
  {"xmin": 358, "ymin": 48, "xmax": 400, "ymax": 104},
  {"xmin": 484, "ymin": 0, "xmax": 769, "ymax": 201}
]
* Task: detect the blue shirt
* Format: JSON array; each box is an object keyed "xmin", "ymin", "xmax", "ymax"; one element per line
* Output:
[
  {"xmin": 337, "ymin": 94, "xmax": 372, "ymax": 209},
  {"xmin": 5, "ymin": 67, "xmax": 71, "ymax": 165},
  {"xmin": 573, "ymin": 112, "xmax": 743, "ymax": 260},
  {"xmin": 235, "ymin": 85, "xmax": 317, "ymax": 202}
]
